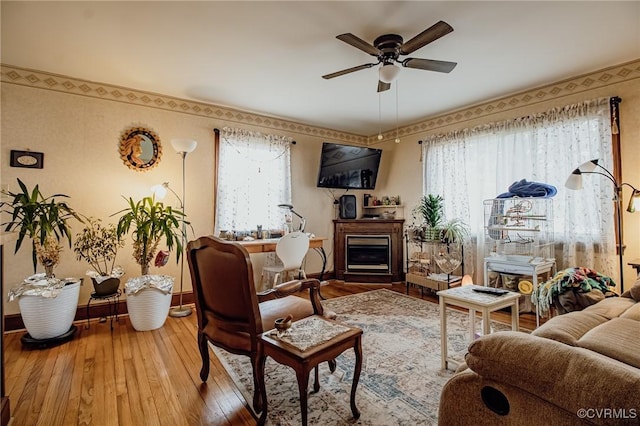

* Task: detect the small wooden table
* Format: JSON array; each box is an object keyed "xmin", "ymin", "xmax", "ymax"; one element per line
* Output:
[
  {"xmin": 256, "ymin": 316, "xmax": 363, "ymax": 426},
  {"xmin": 438, "ymin": 285, "xmax": 521, "ymax": 370}
]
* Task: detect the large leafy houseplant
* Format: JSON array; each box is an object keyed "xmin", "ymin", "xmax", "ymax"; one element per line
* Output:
[
  {"xmin": 0, "ymin": 178, "xmax": 82, "ymax": 276},
  {"xmin": 1, "ymin": 179, "xmax": 83, "ymax": 341},
  {"xmin": 113, "ymin": 196, "xmax": 188, "ymax": 275}
]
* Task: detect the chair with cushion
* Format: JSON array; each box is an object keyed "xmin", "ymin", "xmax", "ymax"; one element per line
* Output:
[
  {"xmin": 186, "ymin": 235, "xmax": 334, "ymax": 414},
  {"xmin": 260, "ymin": 231, "xmax": 310, "ymax": 289}
]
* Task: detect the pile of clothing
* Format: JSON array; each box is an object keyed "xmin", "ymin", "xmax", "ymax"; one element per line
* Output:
[
  {"xmin": 532, "ymin": 267, "xmax": 617, "ymax": 315},
  {"xmin": 497, "ymin": 179, "xmax": 557, "ymax": 199}
]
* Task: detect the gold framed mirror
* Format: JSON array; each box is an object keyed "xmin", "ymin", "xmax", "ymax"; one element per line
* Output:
[{"xmin": 119, "ymin": 126, "xmax": 162, "ymax": 171}]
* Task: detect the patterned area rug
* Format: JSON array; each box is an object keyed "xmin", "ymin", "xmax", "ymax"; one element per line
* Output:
[{"xmin": 212, "ymin": 288, "xmax": 510, "ymax": 425}]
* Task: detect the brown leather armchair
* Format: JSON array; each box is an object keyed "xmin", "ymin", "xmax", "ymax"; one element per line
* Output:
[{"xmin": 186, "ymin": 236, "xmax": 333, "ymax": 413}]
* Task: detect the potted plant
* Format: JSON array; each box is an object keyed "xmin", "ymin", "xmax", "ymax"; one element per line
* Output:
[
  {"xmin": 112, "ymin": 195, "xmax": 188, "ymax": 331},
  {"xmin": 74, "ymin": 217, "xmax": 125, "ymax": 296},
  {"xmin": 440, "ymin": 218, "xmax": 470, "ymax": 244},
  {"xmin": 1, "ymin": 178, "xmax": 83, "ymax": 341},
  {"xmin": 412, "ymin": 194, "xmax": 444, "ymax": 241}
]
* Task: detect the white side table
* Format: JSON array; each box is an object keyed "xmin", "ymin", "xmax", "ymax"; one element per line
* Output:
[
  {"xmin": 438, "ymin": 285, "xmax": 521, "ymax": 370},
  {"xmin": 484, "ymin": 257, "xmax": 555, "ymax": 327}
]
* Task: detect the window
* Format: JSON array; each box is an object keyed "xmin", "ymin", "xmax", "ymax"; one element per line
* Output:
[
  {"xmin": 422, "ymin": 98, "xmax": 616, "ymax": 278},
  {"xmin": 215, "ymin": 127, "xmax": 292, "ymax": 234}
]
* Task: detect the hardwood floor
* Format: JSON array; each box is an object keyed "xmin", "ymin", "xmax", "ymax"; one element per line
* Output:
[{"xmin": 4, "ymin": 281, "xmax": 539, "ymax": 425}]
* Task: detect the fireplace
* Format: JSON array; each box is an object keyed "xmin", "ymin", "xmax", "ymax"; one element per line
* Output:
[
  {"xmin": 346, "ymin": 235, "xmax": 391, "ymax": 274},
  {"xmin": 334, "ymin": 219, "xmax": 404, "ymax": 283}
]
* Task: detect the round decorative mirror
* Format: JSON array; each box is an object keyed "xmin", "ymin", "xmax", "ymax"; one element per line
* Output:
[{"xmin": 119, "ymin": 126, "xmax": 162, "ymax": 171}]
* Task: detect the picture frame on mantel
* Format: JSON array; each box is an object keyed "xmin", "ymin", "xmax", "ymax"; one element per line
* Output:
[{"xmin": 9, "ymin": 150, "xmax": 44, "ymax": 169}]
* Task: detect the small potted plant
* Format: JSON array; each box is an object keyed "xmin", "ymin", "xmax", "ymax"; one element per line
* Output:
[
  {"xmin": 411, "ymin": 194, "xmax": 444, "ymax": 241},
  {"xmin": 74, "ymin": 217, "xmax": 125, "ymax": 296},
  {"xmin": 1, "ymin": 178, "xmax": 83, "ymax": 341},
  {"xmin": 112, "ymin": 195, "xmax": 189, "ymax": 331},
  {"xmin": 440, "ymin": 218, "xmax": 470, "ymax": 244}
]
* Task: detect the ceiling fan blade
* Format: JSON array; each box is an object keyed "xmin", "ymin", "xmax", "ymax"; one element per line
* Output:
[
  {"xmin": 377, "ymin": 81, "xmax": 391, "ymax": 93},
  {"xmin": 336, "ymin": 33, "xmax": 380, "ymax": 56},
  {"xmin": 399, "ymin": 21, "xmax": 454, "ymax": 55},
  {"xmin": 322, "ymin": 63, "xmax": 377, "ymax": 80},
  {"xmin": 402, "ymin": 58, "xmax": 457, "ymax": 73}
]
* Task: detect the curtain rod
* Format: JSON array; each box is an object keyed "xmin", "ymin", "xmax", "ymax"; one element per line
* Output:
[
  {"xmin": 212, "ymin": 127, "xmax": 296, "ymax": 144},
  {"xmin": 416, "ymin": 96, "xmax": 622, "ymax": 145}
]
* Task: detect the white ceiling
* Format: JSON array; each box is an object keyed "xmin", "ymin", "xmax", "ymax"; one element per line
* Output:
[{"xmin": 2, "ymin": 1, "xmax": 640, "ymax": 136}]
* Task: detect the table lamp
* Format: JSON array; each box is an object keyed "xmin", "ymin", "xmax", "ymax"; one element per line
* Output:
[{"xmin": 278, "ymin": 204, "xmax": 306, "ymax": 232}]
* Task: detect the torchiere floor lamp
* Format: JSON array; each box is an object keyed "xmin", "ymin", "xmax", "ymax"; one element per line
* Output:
[{"xmin": 169, "ymin": 138, "xmax": 198, "ymax": 317}]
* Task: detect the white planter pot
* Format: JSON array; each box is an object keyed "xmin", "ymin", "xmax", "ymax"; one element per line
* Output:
[
  {"xmin": 18, "ymin": 280, "xmax": 81, "ymax": 340},
  {"xmin": 126, "ymin": 286, "xmax": 172, "ymax": 331}
]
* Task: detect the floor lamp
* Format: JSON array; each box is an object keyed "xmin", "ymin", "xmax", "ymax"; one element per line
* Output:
[
  {"xmin": 169, "ymin": 138, "xmax": 198, "ymax": 317},
  {"xmin": 565, "ymin": 158, "xmax": 640, "ymax": 293}
]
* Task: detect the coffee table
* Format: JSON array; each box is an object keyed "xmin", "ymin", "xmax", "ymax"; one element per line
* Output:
[
  {"xmin": 438, "ymin": 285, "xmax": 521, "ymax": 370},
  {"xmin": 257, "ymin": 315, "xmax": 363, "ymax": 426}
]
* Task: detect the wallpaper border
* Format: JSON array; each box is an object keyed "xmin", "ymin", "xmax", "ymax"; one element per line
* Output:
[
  {"xmin": 2, "ymin": 59, "xmax": 639, "ymax": 144},
  {"xmin": 389, "ymin": 58, "xmax": 640, "ymax": 141},
  {"xmin": 0, "ymin": 64, "xmax": 368, "ymax": 144}
]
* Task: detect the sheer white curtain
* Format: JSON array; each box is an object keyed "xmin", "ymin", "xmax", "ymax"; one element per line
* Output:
[
  {"xmin": 423, "ymin": 98, "xmax": 616, "ymax": 282},
  {"xmin": 215, "ymin": 127, "xmax": 292, "ymax": 234}
]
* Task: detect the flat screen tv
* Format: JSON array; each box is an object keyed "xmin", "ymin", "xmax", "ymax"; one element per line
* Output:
[{"xmin": 316, "ymin": 142, "xmax": 382, "ymax": 190}]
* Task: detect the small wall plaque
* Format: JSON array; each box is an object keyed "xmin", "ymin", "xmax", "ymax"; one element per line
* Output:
[{"xmin": 10, "ymin": 150, "xmax": 44, "ymax": 169}]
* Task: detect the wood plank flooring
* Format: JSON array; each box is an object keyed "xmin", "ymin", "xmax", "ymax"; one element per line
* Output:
[{"xmin": 4, "ymin": 281, "xmax": 539, "ymax": 425}]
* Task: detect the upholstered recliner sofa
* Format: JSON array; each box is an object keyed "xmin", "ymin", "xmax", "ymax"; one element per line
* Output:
[{"xmin": 438, "ymin": 280, "xmax": 640, "ymax": 425}]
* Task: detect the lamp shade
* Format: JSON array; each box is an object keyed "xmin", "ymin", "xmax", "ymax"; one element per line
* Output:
[
  {"xmin": 565, "ymin": 171, "xmax": 583, "ymax": 190},
  {"xmin": 578, "ymin": 159, "xmax": 599, "ymax": 173},
  {"xmin": 627, "ymin": 190, "xmax": 640, "ymax": 213},
  {"xmin": 151, "ymin": 183, "xmax": 168, "ymax": 199},
  {"xmin": 379, "ymin": 64, "xmax": 400, "ymax": 84},
  {"xmin": 170, "ymin": 138, "xmax": 198, "ymax": 154}
]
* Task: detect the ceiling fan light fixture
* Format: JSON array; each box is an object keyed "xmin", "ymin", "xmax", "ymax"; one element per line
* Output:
[{"xmin": 379, "ymin": 64, "xmax": 400, "ymax": 83}]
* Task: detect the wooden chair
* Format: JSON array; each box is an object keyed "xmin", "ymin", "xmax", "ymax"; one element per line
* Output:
[{"xmin": 186, "ymin": 235, "xmax": 334, "ymax": 414}]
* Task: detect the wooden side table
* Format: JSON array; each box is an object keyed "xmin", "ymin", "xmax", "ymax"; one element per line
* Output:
[
  {"xmin": 438, "ymin": 285, "xmax": 521, "ymax": 370},
  {"xmin": 257, "ymin": 316, "xmax": 363, "ymax": 426}
]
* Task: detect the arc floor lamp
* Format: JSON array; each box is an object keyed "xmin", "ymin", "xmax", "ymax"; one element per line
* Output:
[
  {"xmin": 565, "ymin": 158, "xmax": 640, "ymax": 292},
  {"xmin": 169, "ymin": 138, "xmax": 198, "ymax": 317}
]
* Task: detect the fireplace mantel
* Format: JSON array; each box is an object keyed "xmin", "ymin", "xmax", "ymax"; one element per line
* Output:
[{"xmin": 333, "ymin": 219, "xmax": 404, "ymax": 283}]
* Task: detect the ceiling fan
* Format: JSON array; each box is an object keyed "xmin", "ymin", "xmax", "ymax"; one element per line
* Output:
[{"xmin": 322, "ymin": 21, "xmax": 457, "ymax": 92}]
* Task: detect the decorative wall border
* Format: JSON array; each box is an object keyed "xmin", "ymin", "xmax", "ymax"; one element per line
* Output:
[
  {"xmin": 385, "ymin": 58, "xmax": 640, "ymax": 141},
  {"xmin": 3, "ymin": 59, "xmax": 639, "ymax": 145},
  {"xmin": 0, "ymin": 64, "xmax": 368, "ymax": 145}
]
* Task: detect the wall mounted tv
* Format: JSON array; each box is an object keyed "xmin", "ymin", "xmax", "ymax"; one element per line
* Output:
[{"xmin": 316, "ymin": 142, "xmax": 382, "ymax": 190}]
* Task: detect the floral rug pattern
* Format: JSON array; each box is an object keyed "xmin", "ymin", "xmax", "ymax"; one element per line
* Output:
[{"xmin": 212, "ymin": 288, "xmax": 509, "ymax": 425}]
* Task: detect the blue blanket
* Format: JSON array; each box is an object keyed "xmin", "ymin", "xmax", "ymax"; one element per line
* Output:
[{"xmin": 497, "ymin": 179, "xmax": 557, "ymax": 198}]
